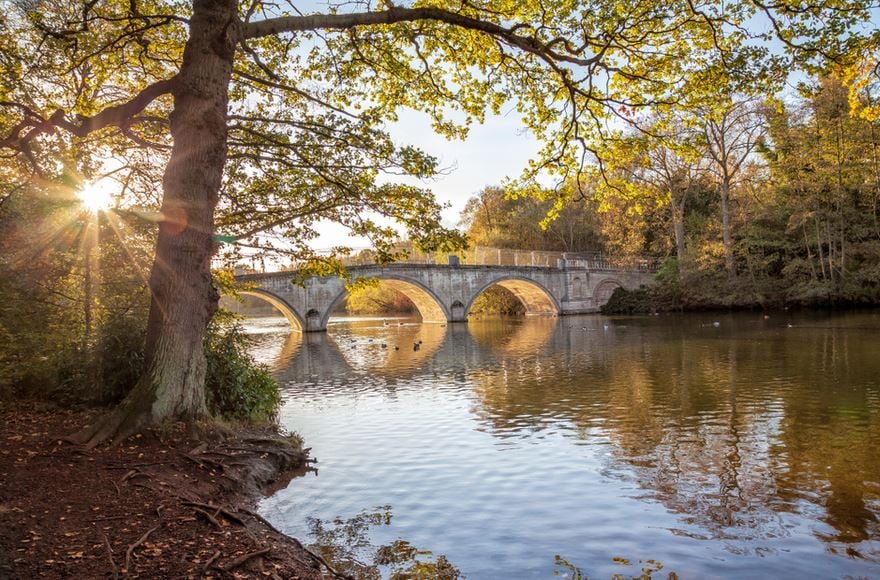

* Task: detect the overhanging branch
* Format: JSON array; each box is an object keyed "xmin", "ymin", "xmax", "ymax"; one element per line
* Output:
[
  {"xmin": 0, "ymin": 77, "xmax": 177, "ymax": 154},
  {"xmin": 244, "ymin": 6, "xmax": 598, "ymax": 68}
]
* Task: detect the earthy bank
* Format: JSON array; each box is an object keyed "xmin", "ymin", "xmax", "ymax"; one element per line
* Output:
[{"xmin": 0, "ymin": 403, "xmax": 348, "ymax": 579}]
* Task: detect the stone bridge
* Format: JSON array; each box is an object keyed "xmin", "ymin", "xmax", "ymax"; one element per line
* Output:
[{"xmin": 234, "ymin": 258, "xmax": 654, "ymax": 332}]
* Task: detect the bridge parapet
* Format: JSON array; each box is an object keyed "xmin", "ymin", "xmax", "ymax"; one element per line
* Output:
[
  {"xmin": 234, "ymin": 246, "xmax": 659, "ymax": 274},
  {"xmin": 340, "ymin": 246, "xmax": 659, "ymax": 271}
]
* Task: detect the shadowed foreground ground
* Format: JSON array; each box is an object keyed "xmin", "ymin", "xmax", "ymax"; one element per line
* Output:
[{"xmin": 0, "ymin": 403, "xmax": 342, "ymax": 579}]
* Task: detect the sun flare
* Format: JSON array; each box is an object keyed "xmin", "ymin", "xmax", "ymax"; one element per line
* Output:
[{"xmin": 77, "ymin": 180, "xmax": 115, "ymax": 213}]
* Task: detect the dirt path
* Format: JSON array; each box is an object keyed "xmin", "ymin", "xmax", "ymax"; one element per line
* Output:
[{"xmin": 0, "ymin": 403, "xmax": 344, "ymax": 579}]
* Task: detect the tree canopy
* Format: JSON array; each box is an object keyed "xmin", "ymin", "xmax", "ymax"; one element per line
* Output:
[{"xmin": 3, "ymin": 1, "xmax": 874, "ymax": 209}]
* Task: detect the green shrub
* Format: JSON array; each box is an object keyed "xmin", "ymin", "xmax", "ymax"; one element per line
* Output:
[
  {"xmin": 600, "ymin": 286, "xmax": 653, "ymax": 314},
  {"xmin": 204, "ymin": 315, "xmax": 280, "ymax": 423},
  {"xmin": 92, "ymin": 313, "xmax": 147, "ymax": 404}
]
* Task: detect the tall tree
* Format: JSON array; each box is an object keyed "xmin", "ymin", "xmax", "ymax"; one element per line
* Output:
[
  {"xmin": 620, "ymin": 119, "xmax": 710, "ymax": 264},
  {"xmin": 761, "ymin": 76, "xmax": 880, "ymax": 296},
  {"xmin": 703, "ymin": 99, "xmax": 767, "ymax": 278},
  {"xmin": 842, "ymin": 30, "xmax": 880, "ymax": 122},
  {"xmin": 0, "ymin": 0, "xmax": 871, "ymax": 444}
]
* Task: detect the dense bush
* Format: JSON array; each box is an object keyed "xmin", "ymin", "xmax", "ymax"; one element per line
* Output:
[
  {"xmin": 204, "ymin": 315, "xmax": 280, "ymax": 423},
  {"xmin": 91, "ymin": 313, "xmax": 147, "ymax": 404},
  {"xmin": 600, "ymin": 286, "xmax": 653, "ymax": 314}
]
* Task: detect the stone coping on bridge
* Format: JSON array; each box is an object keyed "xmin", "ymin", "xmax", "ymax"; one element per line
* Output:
[
  {"xmin": 235, "ymin": 260, "xmax": 657, "ymax": 279},
  {"xmin": 226, "ymin": 246, "xmax": 660, "ymax": 276}
]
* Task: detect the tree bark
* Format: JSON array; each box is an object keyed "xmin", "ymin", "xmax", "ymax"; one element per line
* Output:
[
  {"xmin": 72, "ymin": 0, "xmax": 238, "ymax": 447},
  {"xmin": 826, "ymin": 220, "xmax": 835, "ymax": 284},
  {"xmin": 720, "ymin": 179, "xmax": 735, "ymax": 278},
  {"xmin": 82, "ymin": 225, "xmax": 94, "ymax": 352},
  {"xmin": 802, "ymin": 224, "xmax": 817, "ymax": 281},
  {"xmin": 672, "ymin": 197, "xmax": 686, "ymax": 264}
]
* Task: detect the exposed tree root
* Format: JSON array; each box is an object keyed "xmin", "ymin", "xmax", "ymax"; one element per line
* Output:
[
  {"xmin": 66, "ymin": 381, "xmax": 156, "ymax": 449},
  {"xmin": 222, "ymin": 547, "xmax": 271, "ymax": 572},
  {"xmin": 191, "ymin": 507, "xmax": 222, "ymax": 530},
  {"xmin": 125, "ymin": 524, "xmax": 160, "ymax": 572},
  {"xmin": 120, "ymin": 468, "xmax": 150, "ymax": 484},
  {"xmin": 203, "ymin": 550, "xmax": 221, "ymax": 573},
  {"xmin": 182, "ymin": 501, "xmax": 245, "ymax": 526},
  {"xmin": 66, "ymin": 373, "xmax": 211, "ymax": 448},
  {"xmin": 102, "ymin": 533, "xmax": 118, "ymax": 579},
  {"xmin": 181, "ymin": 451, "xmax": 226, "ymax": 471}
]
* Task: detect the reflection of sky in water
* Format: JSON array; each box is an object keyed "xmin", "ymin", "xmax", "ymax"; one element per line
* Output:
[{"xmin": 248, "ymin": 311, "xmax": 880, "ymax": 579}]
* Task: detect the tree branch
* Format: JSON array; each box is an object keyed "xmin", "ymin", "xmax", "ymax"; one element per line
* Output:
[
  {"xmin": 0, "ymin": 77, "xmax": 176, "ymax": 152},
  {"xmin": 244, "ymin": 7, "xmax": 597, "ymax": 67}
]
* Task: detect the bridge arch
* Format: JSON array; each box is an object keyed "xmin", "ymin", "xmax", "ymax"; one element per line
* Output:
[
  {"xmin": 466, "ymin": 276, "xmax": 560, "ymax": 317},
  {"xmin": 593, "ymin": 279, "xmax": 623, "ymax": 307},
  {"xmin": 237, "ymin": 289, "xmax": 305, "ymax": 331},
  {"xmin": 321, "ymin": 275, "xmax": 450, "ymax": 328}
]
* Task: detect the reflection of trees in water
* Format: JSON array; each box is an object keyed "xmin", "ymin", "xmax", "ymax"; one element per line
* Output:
[
  {"xmin": 769, "ymin": 327, "xmax": 880, "ymax": 549},
  {"xmin": 470, "ymin": 319, "xmax": 880, "ymax": 555},
  {"xmin": 553, "ymin": 554, "xmax": 675, "ymax": 579},
  {"xmin": 608, "ymin": 328, "xmax": 880, "ymax": 555},
  {"xmin": 468, "ymin": 316, "xmax": 557, "ymax": 358},
  {"xmin": 594, "ymin": 339, "xmax": 786, "ymax": 544},
  {"xmin": 307, "ymin": 506, "xmax": 460, "ymax": 579}
]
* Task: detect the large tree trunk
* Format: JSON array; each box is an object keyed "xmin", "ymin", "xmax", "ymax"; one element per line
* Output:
[
  {"xmin": 720, "ymin": 179, "xmax": 735, "ymax": 279},
  {"xmin": 672, "ymin": 198, "xmax": 686, "ymax": 264},
  {"xmin": 72, "ymin": 0, "xmax": 238, "ymax": 447}
]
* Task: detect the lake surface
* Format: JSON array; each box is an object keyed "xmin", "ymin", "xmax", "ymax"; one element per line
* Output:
[{"xmin": 252, "ymin": 311, "xmax": 880, "ymax": 579}]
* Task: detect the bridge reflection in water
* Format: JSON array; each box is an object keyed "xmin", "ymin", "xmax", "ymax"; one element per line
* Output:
[
  {"xmin": 248, "ymin": 311, "xmax": 880, "ymax": 579},
  {"xmin": 249, "ymin": 314, "xmax": 563, "ymax": 384}
]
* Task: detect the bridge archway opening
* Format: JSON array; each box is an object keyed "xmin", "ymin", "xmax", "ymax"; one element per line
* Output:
[
  {"xmin": 467, "ymin": 277, "xmax": 559, "ymax": 318},
  {"xmin": 324, "ymin": 277, "xmax": 449, "ymax": 326},
  {"xmin": 224, "ymin": 290, "xmax": 305, "ymax": 331},
  {"xmin": 593, "ymin": 279, "xmax": 623, "ymax": 307}
]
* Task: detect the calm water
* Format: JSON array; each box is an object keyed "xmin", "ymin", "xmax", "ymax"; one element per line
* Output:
[{"xmin": 251, "ymin": 311, "xmax": 880, "ymax": 579}]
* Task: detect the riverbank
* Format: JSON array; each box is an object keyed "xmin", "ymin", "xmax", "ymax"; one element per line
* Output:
[
  {"xmin": 600, "ymin": 284, "xmax": 880, "ymax": 315},
  {"xmin": 0, "ymin": 403, "xmax": 341, "ymax": 579}
]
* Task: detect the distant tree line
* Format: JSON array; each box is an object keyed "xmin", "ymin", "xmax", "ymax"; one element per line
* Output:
[{"xmin": 462, "ymin": 75, "xmax": 880, "ymax": 311}]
